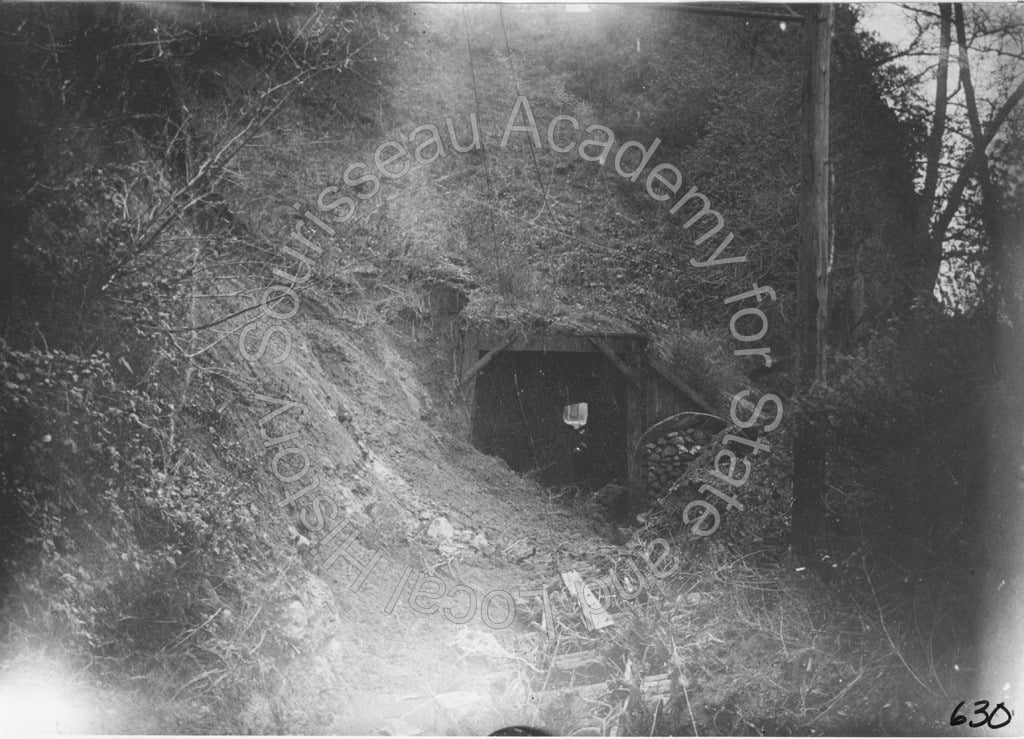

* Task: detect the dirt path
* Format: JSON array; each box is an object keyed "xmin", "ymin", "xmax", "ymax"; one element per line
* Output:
[
  {"xmin": 304, "ymin": 453, "xmax": 618, "ymax": 735},
  {"xmin": 249, "ymin": 12, "xmax": 626, "ymax": 729}
]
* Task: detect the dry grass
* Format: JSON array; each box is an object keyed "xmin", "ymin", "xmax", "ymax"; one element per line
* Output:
[{"xmin": 490, "ymin": 510, "xmax": 968, "ymax": 736}]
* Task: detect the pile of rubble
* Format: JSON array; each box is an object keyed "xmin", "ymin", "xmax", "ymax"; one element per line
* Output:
[{"xmin": 642, "ymin": 427, "xmax": 714, "ymax": 495}]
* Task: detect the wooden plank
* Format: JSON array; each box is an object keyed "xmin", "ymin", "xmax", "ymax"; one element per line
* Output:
[
  {"xmin": 641, "ymin": 673, "xmax": 674, "ymax": 706},
  {"xmin": 551, "ymin": 650, "xmax": 602, "ymax": 671},
  {"xmin": 589, "ymin": 337, "xmax": 641, "ymax": 387},
  {"xmin": 644, "ymin": 355, "xmax": 716, "ymax": 413},
  {"xmin": 458, "ymin": 334, "xmax": 516, "ymax": 386},
  {"xmin": 514, "ymin": 335, "xmax": 597, "ymax": 353},
  {"xmin": 513, "ymin": 334, "xmax": 640, "ymax": 354},
  {"xmin": 534, "ymin": 681, "xmax": 608, "ymax": 702},
  {"xmin": 470, "ymin": 332, "xmax": 644, "ymax": 355}
]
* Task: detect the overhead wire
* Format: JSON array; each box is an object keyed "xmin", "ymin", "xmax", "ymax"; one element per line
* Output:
[
  {"xmin": 461, "ymin": 5, "xmax": 493, "ymax": 198},
  {"xmin": 445, "ymin": 9, "xmax": 701, "ymax": 283},
  {"xmin": 498, "ymin": 5, "xmax": 549, "ymax": 214},
  {"xmin": 462, "ymin": 5, "xmax": 505, "ymax": 262},
  {"xmin": 459, "ymin": 6, "xmax": 677, "ymax": 276}
]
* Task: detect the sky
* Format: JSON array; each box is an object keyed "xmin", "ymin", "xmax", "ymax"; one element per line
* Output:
[{"xmin": 858, "ymin": 2, "xmax": 919, "ymax": 47}]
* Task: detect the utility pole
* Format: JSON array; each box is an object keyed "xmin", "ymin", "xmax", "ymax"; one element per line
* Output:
[{"xmin": 792, "ymin": 3, "xmax": 832, "ymax": 556}]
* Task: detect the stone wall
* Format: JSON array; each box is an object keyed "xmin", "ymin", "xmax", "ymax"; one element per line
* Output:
[{"xmin": 642, "ymin": 425, "xmax": 716, "ymax": 496}]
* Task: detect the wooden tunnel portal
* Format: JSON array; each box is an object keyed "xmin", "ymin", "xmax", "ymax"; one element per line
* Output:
[{"xmin": 460, "ymin": 327, "xmax": 715, "ymax": 514}]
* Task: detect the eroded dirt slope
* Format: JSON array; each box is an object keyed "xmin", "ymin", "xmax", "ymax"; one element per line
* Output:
[{"xmin": 191, "ymin": 278, "xmax": 622, "ymax": 734}]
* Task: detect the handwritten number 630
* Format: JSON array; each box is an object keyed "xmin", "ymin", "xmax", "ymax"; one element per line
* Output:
[{"xmin": 950, "ymin": 700, "xmax": 1013, "ymax": 729}]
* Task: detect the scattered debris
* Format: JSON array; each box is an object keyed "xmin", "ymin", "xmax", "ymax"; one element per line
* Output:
[
  {"xmin": 437, "ymin": 542, "xmax": 460, "ymax": 557},
  {"xmin": 640, "ymin": 672, "xmax": 674, "ymax": 707},
  {"xmin": 551, "ymin": 649, "xmax": 603, "ymax": 671},
  {"xmin": 561, "ymin": 569, "xmax": 615, "ymax": 630},
  {"xmin": 533, "ymin": 681, "xmax": 609, "ymax": 703},
  {"xmin": 503, "ymin": 537, "xmax": 536, "ymax": 563}
]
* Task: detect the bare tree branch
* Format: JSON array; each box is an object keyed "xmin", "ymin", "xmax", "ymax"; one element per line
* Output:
[{"xmin": 931, "ymin": 77, "xmax": 1024, "ymax": 243}]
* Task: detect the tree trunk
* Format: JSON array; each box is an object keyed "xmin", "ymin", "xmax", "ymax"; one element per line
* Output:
[{"xmin": 906, "ymin": 3, "xmax": 952, "ymax": 302}]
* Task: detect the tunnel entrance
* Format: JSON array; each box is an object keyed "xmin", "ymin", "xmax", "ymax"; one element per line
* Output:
[
  {"xmin": 471, "ymin": 351, "xmax": 627, "ymax": 490},
  {"xmin": 461, "ymin": 323, "xmax": 715, "ymax": 512}
]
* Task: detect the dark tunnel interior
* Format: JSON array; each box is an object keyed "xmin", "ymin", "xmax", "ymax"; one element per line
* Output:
[{"xmin": 471, "ymin": 350, "xmax": 627, "ymax": 490}]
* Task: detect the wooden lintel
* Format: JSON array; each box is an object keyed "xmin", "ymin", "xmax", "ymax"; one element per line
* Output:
[
  {"xmin": 644, "ymin": 355, "xmax": 716, "ymax": 413},
  {"xmin": 458, "ymin": 335, "xmax": 517, "ymax": 386},
  {"xmin": 589, "ymin": 337, "xmax": 641, "ymax": 387}
]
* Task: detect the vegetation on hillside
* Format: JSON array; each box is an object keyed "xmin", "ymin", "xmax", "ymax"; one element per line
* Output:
[{"xmin": 1, "ymin": 3, "xmax": 1021, "ymax": 734}]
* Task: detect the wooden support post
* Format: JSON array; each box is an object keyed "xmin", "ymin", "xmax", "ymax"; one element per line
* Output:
[
  {"xmin": 624, "ymin": 354, "xmax": 644, "ymax": 518},
  {"xmin": 793, "ymin": 3, "xmax": 833, "ymax": 555},
  {"xmin": 590, "ymin": 336, "xmax": 645, "ymax": 515}
]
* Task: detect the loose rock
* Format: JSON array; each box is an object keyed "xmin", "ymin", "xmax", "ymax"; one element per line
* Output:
[{"xmin": 426, "ymin": 516, "xmax": 455, "ymax": 542}]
